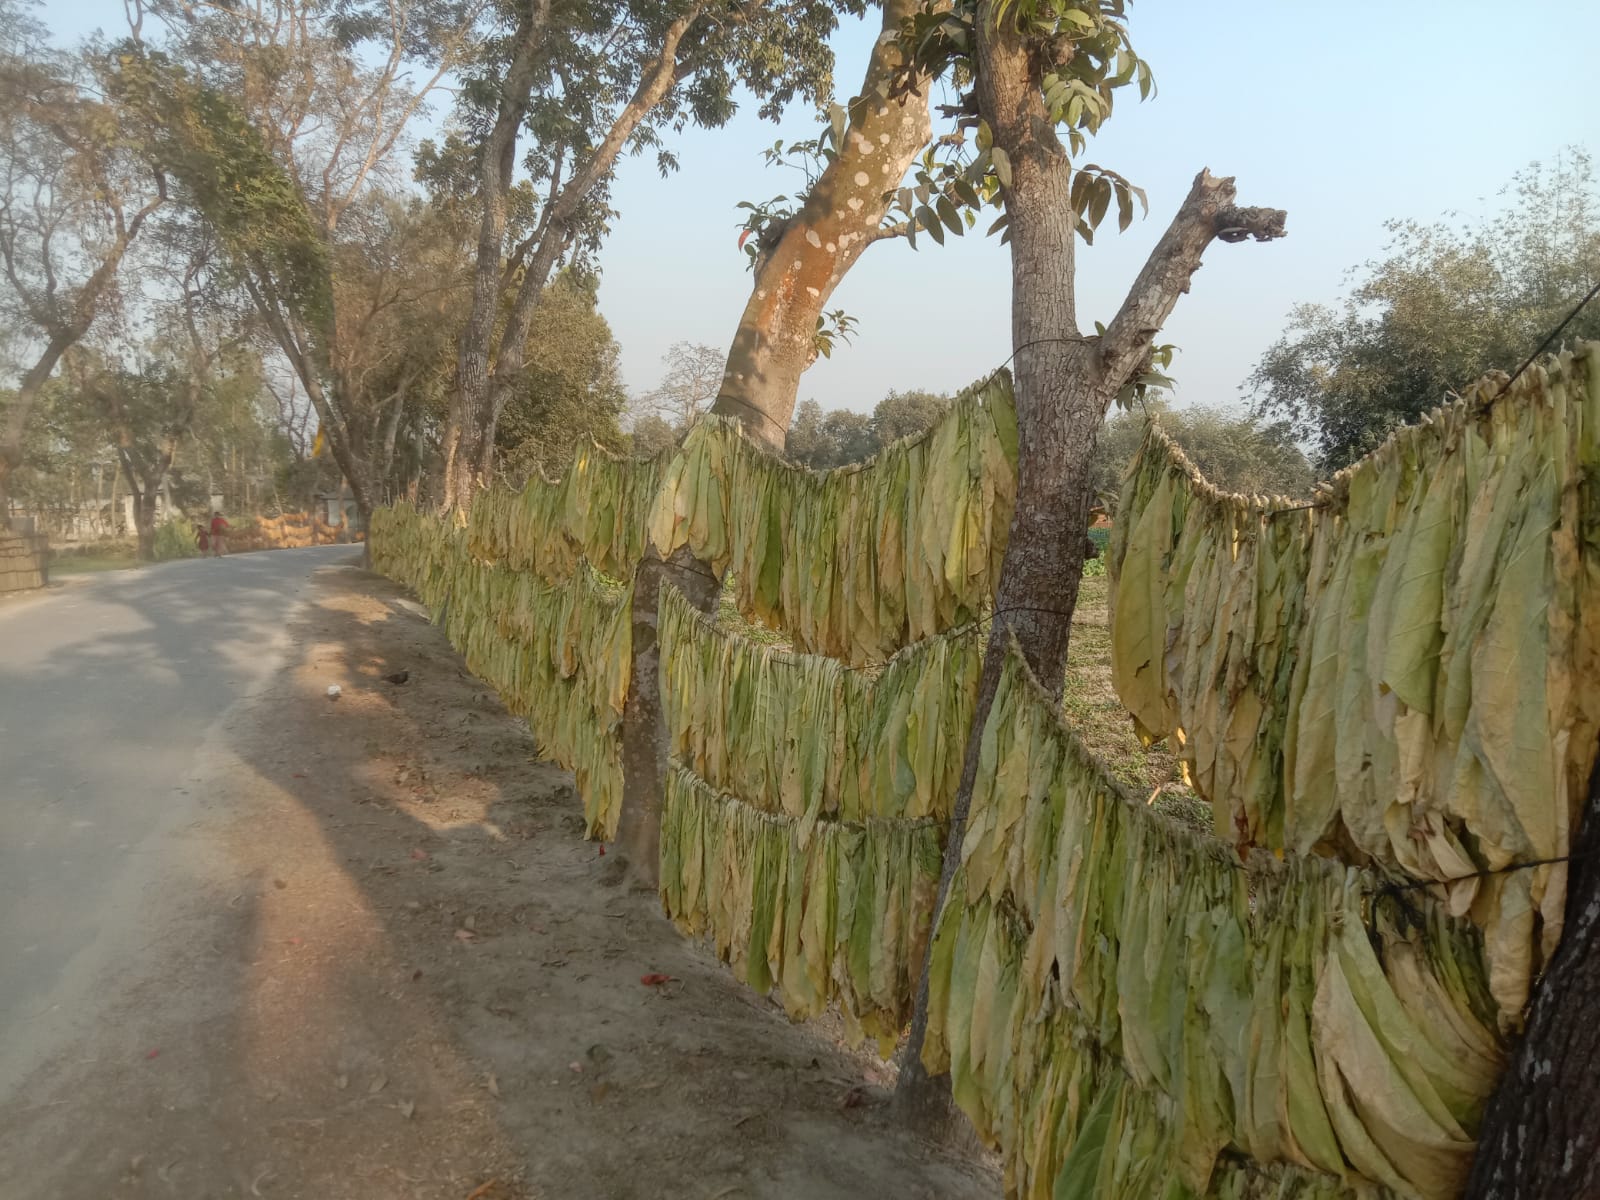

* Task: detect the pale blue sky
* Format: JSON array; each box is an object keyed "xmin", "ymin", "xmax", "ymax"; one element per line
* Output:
[{"xmin": 48, "ymin": 0, "xmax": 1600, "ymax": 414}]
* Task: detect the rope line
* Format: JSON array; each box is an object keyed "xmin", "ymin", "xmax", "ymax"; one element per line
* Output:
[
  {"xmin": 1262, "ymin": 275, "xmax": 1600, "ymax": 518},
  {"xmin": 1480, "ymin": 275, "xmax": 1600, "ymax": 412},
  {"xmin": 712, "ymin": 391, "xmax": 789, "ymax": 437}
]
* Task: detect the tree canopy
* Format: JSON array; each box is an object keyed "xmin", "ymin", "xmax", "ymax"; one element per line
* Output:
[
  {"xmin": 1095, "ymin": 403, "xmax": 1314, "ymax": 500},
  {"xmin": 1250, "ymin": 149, "xmax": 1600, "ymax": 470},
  {"xmin": 785, "ymin": 387, "xmax": 952, "ymax": 468}
]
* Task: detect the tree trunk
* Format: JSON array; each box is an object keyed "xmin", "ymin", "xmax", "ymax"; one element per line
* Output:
[
  {"xmin": 893, "ymin": 9, "xmax": 1090, "ymax": 1124},
  {"xmin": 710, "ymin": 0, "xmax": 935, "ymax": 448},
  {"xmin": 615, "ymin": 544, "xmax": 721, "ymax": 880},
  {"xmin": 616, "ymin": 3, "xmax": 937, "ymax": 889},
  {"xmin": 1463, "ymin": 742, "xmax": 1600, "ymax": 1199},
  {"xmin": 442, "ymin": 2, "xmax": 551, "ymax": 513},
  {"xmin": 244, "ymin": 278, "xmax": 377, "ymax": 532},
  {"xmin": 132, "ymin": 489, "xmax": 157, "ymax": 562},
  {"xmin": 893, "ymin": 8, "xmax": 1286, "ymax": 1130},
  {"xmin": 379, "ymin": 388, "xmax": 407, "ymax": 499},
  {"xmin": 445, "ymin": 7, "xmax": 704, "ymax": 507}
]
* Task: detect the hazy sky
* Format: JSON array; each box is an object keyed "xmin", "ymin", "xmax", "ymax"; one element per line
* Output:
[{"xmin": 49, "ymin": 1, "xmax": 1600, "ymax": 415}]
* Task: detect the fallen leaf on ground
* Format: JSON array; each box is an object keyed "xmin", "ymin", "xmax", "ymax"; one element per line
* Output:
[
  {"xmin": 454, "ymin": 929, "xmax": 477, "ymax": 942},
  {"xmin": 639, "ymin": 973, "xmax": 675, "ymax": 986},
  {"xmin": 398, "ymin": 1099, "xmax": 415, "ymax": 1120},
  {"xmin": 368, "ymin": 1074, "xmax": 388, "ymax": 1095}
]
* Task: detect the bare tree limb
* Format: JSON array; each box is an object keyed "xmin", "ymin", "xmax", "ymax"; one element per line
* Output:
[{"xmin": 1097, "ymin": 169, "xmax": 1286, "ymax": 388}]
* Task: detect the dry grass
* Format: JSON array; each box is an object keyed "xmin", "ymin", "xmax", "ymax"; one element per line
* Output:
[{"xmin": 1063, "ymin": 576, "xmax": 1210, "ymax": 832}]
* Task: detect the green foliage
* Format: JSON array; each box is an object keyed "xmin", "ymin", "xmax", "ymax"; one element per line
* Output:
[
  {"xmin": 104, "ymin": 48, "xmax": 334, "ymax": 340},
  {"xmin": 1094, "ymin": 404, "xmax": 1315, "ymax": 500},
  {"xmin": 152, "ymin": 515, "xmax": 200, "ymax": 561},
  {"xmin": 628, "ymin": 413, "xmax": 679, "ymax": 459},
  {"xmin": 1250, "ymin": 149, "xmax": 1600, "ymax": 470},
  {"xmin": 785, "ymin": 386, "xmax": 954, "ymax": 469},
  {"xmin": 812, "ymin": 309, "xmax": 858, "ymax": 360},
  {"xmin": 495, "ymin": 271, "xmax": 629, "ymax": 481},
  {"xmin": 895, "ymin": 0, "xmax": 1154, "ymax": 246},
  {"xmin": 872, "ymin": 388, "xmax": 951, "ymax": 443}
]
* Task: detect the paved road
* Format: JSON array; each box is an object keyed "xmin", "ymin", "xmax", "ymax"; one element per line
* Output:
[{"xmin": 0, "ymin": 545, "xmax": 353, "ymax": 1094}]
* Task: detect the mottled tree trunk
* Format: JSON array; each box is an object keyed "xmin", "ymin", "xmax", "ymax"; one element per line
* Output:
[
  {"xmin": 1464, "ymin": 744, "xmax": 1600, "ymax": 1199},
  {"xmin": 711, "ymin": 0, "xmax": 935, "ymax": 448},
  {"xmin": 618, "ymin": 2, "xmax": 939, "ymax": 891},
  {"xmin": 894, "ymin": 7, "xmax": 1285, "ymax": 1129}
]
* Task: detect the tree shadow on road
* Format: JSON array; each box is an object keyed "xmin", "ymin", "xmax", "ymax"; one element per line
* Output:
[{"xmin": 0, "ymin": 558, "xmax": 998, "ymax": 1200}]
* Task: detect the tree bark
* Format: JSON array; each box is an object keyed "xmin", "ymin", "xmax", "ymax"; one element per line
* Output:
[
  {"xmin": 248, "ymin": 284, "xmax": 376, "ymax": 532},
  {"xmin": 893, "ymin": 7, "xmax": 1286, "ymax": 1129},
  {"xmin": 444, "ymin": 5, "xmax": 708, "ymax": 508},
  {"xmin": 132, "ymin": 490, "xmax": 157, "ymax": 561},
  {"xmin": 616, "ymin": 2, "xmax": 940, "ymax": 890},
  {"xmin": 1464, "ymin": 743, "xmax": 1600, "ymax": 1199},
  {"xmin": 710, "ymin": 0, "xmax": 936, "ymax": 449},
  {"xmin": 615, "ymin": 544, "xmax": 721, "ymax": 882},
  {"xmin": 441, "ymin": 0, "xmax": 552, "ymax": 512}
]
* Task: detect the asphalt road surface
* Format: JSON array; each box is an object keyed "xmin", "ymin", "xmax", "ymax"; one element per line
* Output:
[{"xmin": 0, "ymin": 545, "xmax": 353, "ymax": 1097}]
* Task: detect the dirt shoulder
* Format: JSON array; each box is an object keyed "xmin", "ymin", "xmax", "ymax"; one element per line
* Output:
[{"xmin": 0, "ymin": 562, "xmax": 997, "ymax": 1200}]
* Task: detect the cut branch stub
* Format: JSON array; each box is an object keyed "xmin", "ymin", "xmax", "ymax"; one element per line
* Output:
[{"xmin": 1214, "ymin": 205, "xmax": 1288, "ymax": 243}]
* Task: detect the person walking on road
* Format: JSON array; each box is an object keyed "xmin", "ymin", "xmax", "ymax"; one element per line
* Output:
[{"xmin": 209, "ymin": 511, "xmax": 230, "ymax": 557}]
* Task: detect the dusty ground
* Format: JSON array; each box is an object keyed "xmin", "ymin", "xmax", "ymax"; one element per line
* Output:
[{"xmin": 0, "ymin": 562, "xmax": 997, "ymax": 1200}]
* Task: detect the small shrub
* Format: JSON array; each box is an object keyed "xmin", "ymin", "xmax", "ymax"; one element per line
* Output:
[{"xmin": 153, "ymin": 517, "xmax": 201, "ymax": 561}]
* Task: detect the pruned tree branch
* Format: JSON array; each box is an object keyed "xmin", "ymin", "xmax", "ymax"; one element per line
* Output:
[{"xmin": 1097, "ymin": 169, "xmax": 1286, "ymax": 389}]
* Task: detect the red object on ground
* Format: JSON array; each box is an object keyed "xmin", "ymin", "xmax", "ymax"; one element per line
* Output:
[{"xmin": 640, "ymin": 973, "xmax": 675, "ymax": 986}]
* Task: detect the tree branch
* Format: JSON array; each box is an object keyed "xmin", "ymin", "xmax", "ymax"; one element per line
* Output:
[{"xmin": 1097, "ymin": 168, "xmax": 1286, "ymax": 391}]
